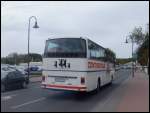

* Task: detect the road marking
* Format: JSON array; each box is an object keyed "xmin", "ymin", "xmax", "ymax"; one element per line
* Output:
[
  {"xmin": 1, "ymin": 83, "xmax": 40, "ymax": 95},
  {"xmin": 11, "ymin": 97, "xmax": 46, "ymax": 109},
  {"xmin": 1, "ymin": 94, "xmax": 17, "ymax": 101}
]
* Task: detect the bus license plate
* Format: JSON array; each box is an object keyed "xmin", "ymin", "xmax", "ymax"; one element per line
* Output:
[{"xmin": 55, "ymin": 77, "xmax": 66, "ymax": 82}]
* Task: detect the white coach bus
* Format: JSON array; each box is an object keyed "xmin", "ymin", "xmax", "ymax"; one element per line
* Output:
[{"xmin": 41, "ymin": 37, "xmax": 116, "ymax": 92}]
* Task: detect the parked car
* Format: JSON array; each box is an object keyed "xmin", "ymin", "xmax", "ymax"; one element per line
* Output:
[
  {"xmin": 1, "ymin": 66, "xmax": 29, "ymax": 92},
  {"xmin": 30, "ymin": 66, "xmax": 39, "ymax": 71},
  {"xmin": 24, "ymin": 66, "xmax": 42, "ymax": 73},
  {"xmin": 126, "ymin": 65, "xmax": 132, "ymax": 69},
  {"xmin": 24, "ymin": 66, "xmax": 38, "ymax": 72},
  {"xmin": 115, "ymin": 65, "xmax": 121, "ymax": 71},
  {"xmin": 16, "ymin": 66, "xmax": 28, "ymax": 75},
  {"xmin": 37, "ymin": 66, "xmax": 43, "ymax": 71},
  {"xmin": 7, "ymin": 65, "xmax": 28, "ymax": 75}
]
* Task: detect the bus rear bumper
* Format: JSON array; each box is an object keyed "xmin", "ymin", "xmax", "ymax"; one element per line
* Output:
[{"xmin": 41, "ymin": 84, "xmax": 87, "ymax": 92}]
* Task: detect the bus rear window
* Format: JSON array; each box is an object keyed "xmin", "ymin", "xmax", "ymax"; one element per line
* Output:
[{"xmin": 44, "ymin": 38, "xmax": 86, "ymax": 58}]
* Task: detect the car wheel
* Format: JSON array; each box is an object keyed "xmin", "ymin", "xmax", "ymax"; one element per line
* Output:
[
  {"xmin": 22, "ymin": 81, "xmax": 27, "ymax": 89},
  {"xmin": 1, "ymin": 84, "xmax": 5, "ymax": 92}
]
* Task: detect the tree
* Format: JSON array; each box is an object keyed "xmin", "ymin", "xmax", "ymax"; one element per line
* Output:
[
  {"xmin": 129, "ymin": 27, "xmax": 145, "ymax": 45},
  {"xmin": 136, "ymin": 33, "xmax": 149, "ymax": 65},
  {"xmin": 1, "ymin": 53, "xmax": 42, "ymax": 65},
  {"xmin": 129, "ymin": 24, "xmax": 149, "ymax": 66},
  {"xmin": 6, "ymin": 52, "xmax": 18, "ymax": 65},
  {"xmin": 116, "ymin": 58, "xmax": 132, "ymax": 65},
  {"xmin": 29, "ymin": 53, "xmax": 42, "ymax": 62},
  {"xmin": 105, "ymin": 48, "xmax": 116, "ymax": 63}
]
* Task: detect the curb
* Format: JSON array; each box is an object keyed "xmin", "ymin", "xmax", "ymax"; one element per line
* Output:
[{"xmin": 29, "ymin": 80, "xmax": 41, "ymax": 83}]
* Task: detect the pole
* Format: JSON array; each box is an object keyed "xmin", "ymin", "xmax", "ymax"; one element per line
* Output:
[
  {"xmin": 132, "ymin": 37, "xmax": 134, "ymax": 77},
  {"xmin": 27, "ymin": 18, "xmax": 31, "ymax": 82},
  {"xmin": 27, "ymin": 16, "xmax": 38, "ymax": 83},
  {"xmin": 148, "ymin": 59, "xmax": 149, "ymax": 75},
  {"xmin": 15, "ymin": 56, "xmax": 16, "ymax": 65}
]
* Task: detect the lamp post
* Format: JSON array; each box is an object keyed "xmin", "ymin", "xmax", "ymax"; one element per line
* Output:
[
  {"xmin": 125, "ymin": 35, "xmax": 134, "ymax": 78},
  {"xmin": 27, "ymin": 16, "xmax": 39, "ymax": 82}
]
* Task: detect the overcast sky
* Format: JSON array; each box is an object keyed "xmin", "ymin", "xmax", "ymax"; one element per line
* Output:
[{"xmin": 1, "ymin": 1, "xmax": 149, "ymax": 58}]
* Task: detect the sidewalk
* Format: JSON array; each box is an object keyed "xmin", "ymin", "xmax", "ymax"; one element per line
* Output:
[{"xmin": 117, "ymin": 70, "xmax": 149, "ymax": 112}]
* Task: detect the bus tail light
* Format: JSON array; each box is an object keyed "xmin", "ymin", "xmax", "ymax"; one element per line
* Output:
[{"xmin": 81, "ymin": 77, "xmax": 85, "ymax": 84}]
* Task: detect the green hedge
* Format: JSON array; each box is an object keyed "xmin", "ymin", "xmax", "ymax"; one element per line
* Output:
[{"xmin": 29, "ymin": 71, "xmax": 42, "ymax": 77}]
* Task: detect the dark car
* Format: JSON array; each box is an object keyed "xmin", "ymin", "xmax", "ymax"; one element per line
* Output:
[
  {"xmin": 24, "ymin": 66, "xmax": 40, "ymax": 75},
  {"xmin": 30, "ymin": 66, "xmax": 39, "ymax": 71},
  {"xmin": 1, "ymin": 66, "xmax": 29, "ymax": 92},
  {"xmin": 24, "ymin": 66, "xmax": 38, "ymax": 72}
]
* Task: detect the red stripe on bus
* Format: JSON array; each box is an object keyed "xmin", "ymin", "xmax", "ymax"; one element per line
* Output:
[
  {"xmin": 88, "ymin": 62, "xmax": 105, "ymax": 68},
  {"xmin": 43, "ymin": 84, "xmax": 86, "ymax": 89}
]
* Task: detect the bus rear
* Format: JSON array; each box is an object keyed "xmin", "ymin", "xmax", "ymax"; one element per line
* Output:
[{"xmin": 41, "ymin": 38, "xmax": 88, "ymax": 91}]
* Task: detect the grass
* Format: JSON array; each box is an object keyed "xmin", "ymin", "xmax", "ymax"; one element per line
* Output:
[
  {"xmin": 29, "ymin": 71, "xmax": 42, "ymax": 77},
  {"xmin": 30, "ymin": 74, "xmax": 42, "ymax": 78}
]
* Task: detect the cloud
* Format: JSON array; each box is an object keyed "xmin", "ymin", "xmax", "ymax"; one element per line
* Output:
[{"xmin": 1, "ymin": 1, "xmax": 149, "ymax": 58}]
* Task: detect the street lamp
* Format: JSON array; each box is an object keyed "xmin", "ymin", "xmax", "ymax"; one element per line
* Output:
[
  {"xmin": 125, "ymin": 35, "xmax": 134, "ymax": 78},
  {"xmin": 27, "ymin": 16, "xmax": 39, "ymax": 83}
]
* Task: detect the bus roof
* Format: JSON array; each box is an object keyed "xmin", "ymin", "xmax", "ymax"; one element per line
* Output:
[
  {"xmin": 46, "ymin": 37, "xmax": 106, "ymax": 50},
  {"xmin": 46, "ymin": 37, "xmax": 87, "ymax": 41}
]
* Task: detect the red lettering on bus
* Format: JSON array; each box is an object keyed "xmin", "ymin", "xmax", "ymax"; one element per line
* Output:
[{"xmin": 88, "ymin": 62, "xmax": 105, "ymax": 68}]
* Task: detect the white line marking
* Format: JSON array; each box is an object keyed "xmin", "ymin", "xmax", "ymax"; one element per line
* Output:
[
  {"xmin": 11, "ymin": 97, "xmax": 46, "ymax": 109},
  {"xmin": 1, "ymin": 94, "xmax": 17, "ymax": 101}
]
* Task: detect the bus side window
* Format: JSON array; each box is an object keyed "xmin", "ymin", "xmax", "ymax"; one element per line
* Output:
[
  {"xmin": 88, "ymin": 40, "xmax": 96, "ymax": 59},
  {"xmin": 88, "ymin": 39, "xmax": 106, "ymax": 60}
]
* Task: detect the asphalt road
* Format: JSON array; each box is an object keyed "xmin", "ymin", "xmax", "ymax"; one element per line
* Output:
[{"xmin": 1, "ymin": 69, "xmax": 131, "ymax": 112}]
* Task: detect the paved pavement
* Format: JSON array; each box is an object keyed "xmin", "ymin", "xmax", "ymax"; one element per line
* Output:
[
  {"xmin": 1, "ymin": 69, "xmax": 149, "ymax": 112},
  {"xmin": 117, "ymin": 70, "xmax": 149, "ymax": 112}
]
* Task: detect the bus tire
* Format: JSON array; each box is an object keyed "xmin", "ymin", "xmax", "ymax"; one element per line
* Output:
[
  {"xmin": 109, "ymin": 75, "xmax": 113, "ymax": 85},
  {"xmin": 96, "ymin": 78, "xmax": 101, "ymax": 93}
]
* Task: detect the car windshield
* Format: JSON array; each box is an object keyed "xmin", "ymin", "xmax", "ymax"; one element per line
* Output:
[
  {"xmin": 44, "ymin": 38, "xmax": 86, "ymax": 58},
  {"xmin": 1, "ymin": 66, "xmax": 10, "ymax": 71},
  {"xmin": 1, "ymin": 66, "xmax": 16, "ymax": 72}
]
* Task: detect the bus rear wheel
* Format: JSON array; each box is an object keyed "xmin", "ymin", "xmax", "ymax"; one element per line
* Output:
[
  {"xmin": 96, "ymin": 78, "xmax": 101, "ymax": 93},
  {"xmin": 109, "ymin": 75, "xmax": 113, "ymax": 85}
]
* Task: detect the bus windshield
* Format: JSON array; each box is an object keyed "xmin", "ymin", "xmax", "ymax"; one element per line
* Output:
[{"xmin": 44, "ymin": 38, "xmax": 86, "ymax": 58}]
